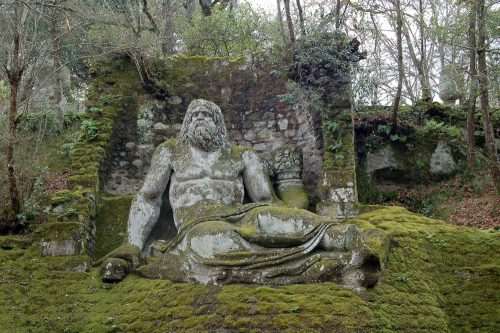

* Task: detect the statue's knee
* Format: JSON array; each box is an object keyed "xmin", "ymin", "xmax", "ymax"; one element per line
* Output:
[
  {"xmin": 188, "ymin": 222, "xmax": 249, "ymax": 259},
  {"xmin": 322, "ymin": 224, "xmax": 363, "ymax": 251}
]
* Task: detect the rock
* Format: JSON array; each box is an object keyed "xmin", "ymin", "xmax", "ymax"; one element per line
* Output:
[
  {"xmin": 430, "ymin": 141, "xmax": 457, "ymax": 176},
  {"xmin": 278, "ymin": 118, "xmax": 289, "ymax": 130},
  {"xmin": 221, "ymin": 87, "xmax": 231, "ymax": 104},
  {"xmin": 132, "ymin": 159, "xmax": 143, "ymax": 168},
  {"xmin": 137, "ymin": 144, "xmax": 155, "ymax": 157},
  {"xmin": 167, "ymin": 96, "xmax": 182, "ymax": 105},
  {"xmin": 125, "ymin": 142, "xmax": 136, "ymax": 150},
  {"xmin": 101, "ymin": 258, "xmax": 131, "ymax": 282},
  {"xmin": 153, "ymin": 122, "xmax": 168, "ymax": 133},
  {"xmin": 438, "ymin": 64, "xmax": 462, "ymax": 105},
  {"xmin": 366, "ymin": 145, "xmax": 398, "ymax": 174},
  {"xmin": 41, "ymin": 239, "xmax": 85, "ymax": 256}
]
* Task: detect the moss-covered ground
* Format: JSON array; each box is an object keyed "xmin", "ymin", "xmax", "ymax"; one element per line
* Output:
[{"xmin": 1, "ymin": 206, "xmax": 498, "ymax": 332}]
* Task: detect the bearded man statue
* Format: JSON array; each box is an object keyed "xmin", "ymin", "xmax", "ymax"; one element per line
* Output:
[{"xmin": 97, "ymin": 99, "xmax": 381, "ymax": 289}]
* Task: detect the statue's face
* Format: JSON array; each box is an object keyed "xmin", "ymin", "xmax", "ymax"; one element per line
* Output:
[
  {"xmin": 181, "ymin": 99, "xmax": 229, "ymax": 152},
  {"xmin": 190, "ymin": 106, "xmax": 216, "ymax": 129},
  {"xmin": 187, "ymin": 106, "xmax": 218, "ymax": 151}
]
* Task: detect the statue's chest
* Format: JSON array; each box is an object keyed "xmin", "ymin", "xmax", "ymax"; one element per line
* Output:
[{"xmin": 172, "ymin": 149, "xmax": 243, "ymax": 181}]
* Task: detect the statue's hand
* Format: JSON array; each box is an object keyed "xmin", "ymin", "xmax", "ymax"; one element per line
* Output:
[{"xmin": 93, "ymin": 244, "xmax": 141, "ymax": 282}]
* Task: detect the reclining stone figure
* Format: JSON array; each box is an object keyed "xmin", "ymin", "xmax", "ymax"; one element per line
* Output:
[{"xmin": 98, "ymin": 99, "xmax": 380, "ymax": 289}]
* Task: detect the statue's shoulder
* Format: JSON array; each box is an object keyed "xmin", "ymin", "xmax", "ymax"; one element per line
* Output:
[
  {"xmin": 156, "ymin": 138, "xmax": 182, "ymax": 154},
  {"xmin": 230, "ymin": 145, "xmax": 256, "ymax": 160}
]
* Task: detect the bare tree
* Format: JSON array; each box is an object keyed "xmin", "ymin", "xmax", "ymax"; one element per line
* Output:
[
  {"xmin": 466, "ymin": 0, "xmax": 477, "ymax": 169},
  {"xmin": 392, "ymin": 0, "xmax": 404, "ymax": 130},
  {"xmin": 3, "ymin": 1, "xmax": 25, "ymax": 227},
  {"xmin": 276, "ymin": 0, "xmax": 287, "ymax": 45},
  {"xmin": 49, "ymin": 0, "xmax": 65, "ymax": 129},
  {"xmin": 283, "ymin": 0, "xmax": 295, "ymax": 44},
  {"xmin": 476, "ymin": 0, "xmax": 499, "ymax": 193},
  {"xmin": 162, "ymin": 0, "xmax": 176, "ymax": 55},
  {"xmin": 295, "ymin": 0, "xmax": 306, "ymax": 36}
]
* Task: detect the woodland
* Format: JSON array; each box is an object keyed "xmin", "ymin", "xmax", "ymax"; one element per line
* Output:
[
  {"xmin": 0, "ymin": 1, "xmax": 499, "ymax": 332},
  {"xmin": 0, "ymin": 0, "xmax": 498, "ymax": 233}
]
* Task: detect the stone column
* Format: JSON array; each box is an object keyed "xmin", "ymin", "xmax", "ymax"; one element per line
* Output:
[{"xmin": 317, "ymin": 75, "xmax": 358, "ymax": 218}]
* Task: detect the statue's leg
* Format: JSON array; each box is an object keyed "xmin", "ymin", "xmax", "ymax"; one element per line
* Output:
[
  {"xmin": 320, "ymin": 224, "xmax": 364, "ymax": 251},
  {"xmin": 239, "ymin": 206, "xmax": 365, "ymax": 253},
  {"xmin": 185, "ymin": 220, "xmax": 262, "ymax": 260}
]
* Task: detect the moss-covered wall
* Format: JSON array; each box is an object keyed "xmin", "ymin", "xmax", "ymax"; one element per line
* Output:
[{"xmin": 40, "ymin": 59, "xmax": 144, "ymax": 258}]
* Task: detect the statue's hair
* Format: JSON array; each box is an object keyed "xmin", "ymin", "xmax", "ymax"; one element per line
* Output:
[{"xmin": 180, "ymin": 99, "xmax": 231, "ymax": 151}]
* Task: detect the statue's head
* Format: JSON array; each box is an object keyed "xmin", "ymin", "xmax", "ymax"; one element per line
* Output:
[{"xmin": 180, "ymin": 99, "xmax": 230, "ymax": 152}]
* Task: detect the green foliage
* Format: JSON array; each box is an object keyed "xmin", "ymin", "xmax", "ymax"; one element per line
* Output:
[
  {"xmin": 64, "ymin": 110, "xmax": 82, "ymax": 127},
  {"xmin": 0, "ymin": 80, "xmax": 8, "ymax": 99},
  {"xmin": 88, "ymin": 106, "xmax": 101, "ymax": 114},
  {"xmin": 137, "ymin": 106, "xmax": 154, "ymax": 143},
  {"xmin": 58, "ymin": 142, "xmax": 75, "ymax": 157},
  {"xmin": 80, "ymin": 119, "xmax": 99, "ymax": 141},
  {"xmin": 16, "ymin": 198, "xmax": 40, "ymax": 225},
  {"xmin": 99, "ymin": 94, "xmax": 112, "ymax": 105},
  {"xmin": 290, "ymin": 30, "xmax": 360, "ymax": 91},
  {"xmin": 182, "ymin": 4, "xmax": 275, "ymax": 57},
  {"xmin": 20, "ymin": 108, "xmax": 61, "ymax": 137}
]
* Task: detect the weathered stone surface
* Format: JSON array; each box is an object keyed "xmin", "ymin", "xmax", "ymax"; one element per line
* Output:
[
  {"xmin": 41, "ymin": 239, "xmax": 85, "ymax": 256},
  {"xmin": 101, "ymin": 258, "xmax": 131, "ymax": 282},
  {"xmin": 438, "ymin": 64, "xmax": 462, "ymax": 104},
  {"xmin": 366, "ymin": 145, "xmax": 398, "ymax": 174},
  {"xmin": 153, "ymin": 122, "xmax": 168, "ymax": 133},
  {"xmin": 167, "ymin": 96, "xmax": 182, "ymax": 105},
  {"xmin": 103, "ymin": 100, "xmax": 382, "ymax": 289},
  {"xmin": 125, "ymin": 142, "xmax": 136, "ymax": 150},
  {"xmin": 430, "ymin": 141, "xmax": 457, "ymax": 176}
]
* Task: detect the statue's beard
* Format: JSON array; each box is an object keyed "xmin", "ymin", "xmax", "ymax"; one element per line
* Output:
[{"xmin": 187, "ymin": 122, "xmax": 221, "ymax": 152}]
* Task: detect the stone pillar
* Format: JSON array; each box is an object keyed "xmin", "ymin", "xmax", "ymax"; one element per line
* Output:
[{"xmin": 317, "ymin": 76, "xmax": 358, "ymax": 218}]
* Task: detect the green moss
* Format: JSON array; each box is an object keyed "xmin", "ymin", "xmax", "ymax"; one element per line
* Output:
[
  {"xmin": 0, "ymin": 236, "xmax": 32, "ymax": 250},
  {"xmin": 94, "ymin": 195, "xmax": 133, "ymax": 259},
  {"xmin": 1, "ymin": 206, "xmax": 499, "ymax": 332},
  {"xmin": 276, "ymin": 184, "xmax": 309, "ymax": 209},
  {"xmin": 34, "ymin": 222, "xmax": 90, "ymax": 242}
]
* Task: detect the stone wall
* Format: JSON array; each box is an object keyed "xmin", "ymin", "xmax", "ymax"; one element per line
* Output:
[{"xmin": 103, "ymin": 56, "xmax": 324, "ymax": 201}]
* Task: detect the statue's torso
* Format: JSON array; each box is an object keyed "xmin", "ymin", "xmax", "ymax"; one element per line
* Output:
[{"xmin": 169, "ymin": 146, "xmax": 246, "ymax": 227}]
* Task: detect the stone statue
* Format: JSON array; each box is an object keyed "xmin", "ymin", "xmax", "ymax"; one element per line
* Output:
[{"xmin": 98, "ymin": 99, "xmax": 380, "ymax": 289}]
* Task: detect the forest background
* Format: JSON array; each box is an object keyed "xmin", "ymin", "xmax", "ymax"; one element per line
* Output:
[{"xmin": 0, "ymin": 0, "xmax": 498, "ymax": 233}]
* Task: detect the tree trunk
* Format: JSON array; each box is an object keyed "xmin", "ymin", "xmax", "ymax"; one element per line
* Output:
[
  {"xmin": 477, "ymin": 0, "xmax": 500, "ymax": 193},
  {"xmin": 295, "ymin": 0, "xmax": 305, "ymax": 36},
  {"xmin": 162, "ymin": 0, "xmax": 176, "ymax": 55},
  {"xmin": 402, "ymin": 23, "xmax": 432, "ymax": 102},
  {"xmin": 392, "ymin": 0, "xmax": 403, "ymax": 130},
  {"xmin": 276, "ymin": 0, "xmax": 287, "ymax": 45},
  {"xmin": 184, "ymin": 0, "xmax": 195, "ymax": 24},
  {"xmin": 418, "ymin": 0, "xmax": 431, "ymax": 101},
  {"xmin": 283, "ymin": 0, "xmax": 295, "ymax": 44},
  {"xmin": 466, "ymin": 0, "xmax": 477, "ymax": 170},
  {"xmin": 335, "ymin": 0, "xmax": 341, "ymax": 29},
  {"xmin": 5, "ymin": 1, "xmax": 24, "ymax": 224},
  {"xmin": 50, "ymin": 0, "xmax": 64, "ymax": 130}
]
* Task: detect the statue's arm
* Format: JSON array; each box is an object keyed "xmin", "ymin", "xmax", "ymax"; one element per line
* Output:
[
  {"xmin": 127, "ymin": 145, "xmax": 172, "ymax": 250},
  {"xmin": 242, "ymin": 150, "xmax": 273, "ymax": 203}
]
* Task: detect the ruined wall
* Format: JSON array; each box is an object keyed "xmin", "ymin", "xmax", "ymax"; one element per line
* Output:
[{"xmin": 103, "ymin": 56, "xmax": 324, "ymax": 201}]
